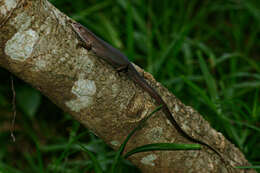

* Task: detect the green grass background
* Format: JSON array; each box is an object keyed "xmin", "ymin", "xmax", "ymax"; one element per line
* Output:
[{"xmin": 0, "ymin": 0, "xmax": 259, "ymax": 172}]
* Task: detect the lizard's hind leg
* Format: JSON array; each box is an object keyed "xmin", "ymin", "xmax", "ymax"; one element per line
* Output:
[
  {"xmin": 116, "ymin": 64, "xmax": 129, "ymax": 77},
  {"xmin": 116, "ymin": 64, "xmax": 129, "ymax": 73}
]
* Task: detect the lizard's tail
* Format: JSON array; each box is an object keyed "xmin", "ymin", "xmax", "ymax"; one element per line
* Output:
[{"xmin": 126, "ymin": 64, "xmax": 224, "ymax": 163}]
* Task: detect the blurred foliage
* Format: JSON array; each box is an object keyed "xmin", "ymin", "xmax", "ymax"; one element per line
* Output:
[{"xmin": 0, "ymin": 0, "xmax": 259, "ymax": 172}]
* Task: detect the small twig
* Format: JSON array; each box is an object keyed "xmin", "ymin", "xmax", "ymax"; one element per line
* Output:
[{"xmin": 10, "ymin": 75, "xmax": 16, "ymax": 142}]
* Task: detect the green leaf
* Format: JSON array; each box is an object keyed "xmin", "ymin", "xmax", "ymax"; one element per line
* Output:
[
  {"xmin": 124, "ymin": 143, "xmax": 201, "ymax": 158},
  {"xmin": 79, "ymin": 144, "xmax": 104, "ymax": 173},
  {"xmin": 16, "ymin": 86, "xmax": 41, "ymax": 118}
]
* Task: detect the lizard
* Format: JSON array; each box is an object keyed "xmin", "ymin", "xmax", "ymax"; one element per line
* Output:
[{"xmin": 70, "ymin": 21, "xmax": 225, "ymax": 162}]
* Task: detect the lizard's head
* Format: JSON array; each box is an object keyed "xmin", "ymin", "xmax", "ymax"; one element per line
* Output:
[{"xmin": 70, "ymin": 21, "xmax": 90, "ymax": 43}]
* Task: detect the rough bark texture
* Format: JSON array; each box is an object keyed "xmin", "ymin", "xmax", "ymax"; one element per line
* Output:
[{"xmin": 0, "ymin": 0, "xmax": 256, "ymax": 172}]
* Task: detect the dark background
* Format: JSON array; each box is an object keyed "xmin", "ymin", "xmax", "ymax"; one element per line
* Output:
[{"xmin": 0, "ymin": 0, "xmax": 259, "ymax": 172}]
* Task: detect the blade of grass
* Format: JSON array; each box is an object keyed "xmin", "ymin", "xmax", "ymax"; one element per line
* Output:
[
  {"xmin": 0, "ymin": 162, "xmax": 23, "ymax": 173},
  {"xmin": 222, "ymin": 116, "xmax": 260, "ymax": 133},
  {"xmin": 236, "ymin": 165, "xmax": 260, "ymax": 169},
  {"xmin": 40, "ymin": 132, "xmax": 89, "ymax": 152},
  {"xmin": 126, "ymin": 1, "xmax": 134, "ymax": 59},
  {"xmin": 181, "ymin": 75, "xmax": 217, "ymax": 112},
  {"xmin": 124, "ymin": 143, "xmax": 200, "ymax": 158},
  {"xmin": 215, "ymin": 53, "xmax": 241, "ymax": 65},
  {"xmin": 98, "ymin": 14, "xmax": 122, "ymax": 48},
  {"xmin": 79, "ymin": 144, "xmax": 104, "ymax": 173},
  {"xmin": 232, "ymin": 81, "xmax": 260, "ymax": 89},
  {"xmin": 21, "ymin": 117, "xmax": 45, "ymax": 173},
  {"xmin": 72, "ymin": 1, "xmax": 112, "ymax": 20},
  {"xmin": 197, "ymin": 51, "xmax": 218, "ymax": 101},
  {"xmin": 51, "ymin": 123, "xmax": 88, "ymax": 171},
  {"xmin": 252, "ymin": 89, "xmax": 259, "ymax": 119},
  {"xmin": 242, "ymin": 0, "xmax": 260, "ymax": 22},
  {"xmin": 153, "ymin": 26, "xmax": 190, "ymax": 76},
  {"xmin": 23, "ymin": 152, "xmax": 40, "ymax": 173}
]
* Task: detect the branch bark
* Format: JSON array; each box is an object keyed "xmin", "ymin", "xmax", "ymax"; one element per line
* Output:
[{"xmin": 0, "ymin": 0, "xmax": 255, "ymax": 172}]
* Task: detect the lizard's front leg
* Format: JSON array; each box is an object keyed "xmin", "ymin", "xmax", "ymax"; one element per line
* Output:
[
  {"xmin": 116, "ymin": 64, "xmax": 129, "ymax": 73},
  {"xmin": 78, "ymin": 40, "xmax": 92, "ymax": 50}
]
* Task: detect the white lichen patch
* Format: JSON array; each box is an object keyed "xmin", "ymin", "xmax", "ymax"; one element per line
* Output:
[
  {"xmin": 186, "ymin": 106, "xmax": 194, "ymax": 114},
  {"xmin": 65, "ymin": 96, "xmax": 93, "ymax": 112},
  {"xmin": 141, "ymin": 154, "xmax": 157, "ymax": 166},
  {"xmin": 72, "ymin": 79, "xmax": 96, "ymax": 97},
  {"xmin": 10, "ymin": 11, "xmax": 32, "ymax": 30},
  {"xmin": 77, "ymin": 51, "xmax": 94, "ymax": 73},
  {"xmin": 110, "ymin": 140, "xmax": 120, "ymax": 147},
  {"xmin": 5, "ymin": 29, "xmax": 39, "ymax": 61},
  {"xmin": 174, "ymin": 104, "xmax": 179, "ymax": 112},
  {"xmin": 66, "ymin": 78, "xmax": 96, "ymax": 112},
  {"xmin": 39, "ymin": 20, "xmax": 52, "ymax": 35},
  {"xmin": 111, "ymin": 83, "xmax": 119, "ymax": 96},
  {"xmin": 180, "ymin": 123, "xmax": 191, "ymax": 133},
  {"xmin": 35, "ymin": 59, "xmax": 47, "ymax": 70},
  {"xmin": 0, "ymin": 0, "xmax": 18, "ymax": 15}
]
